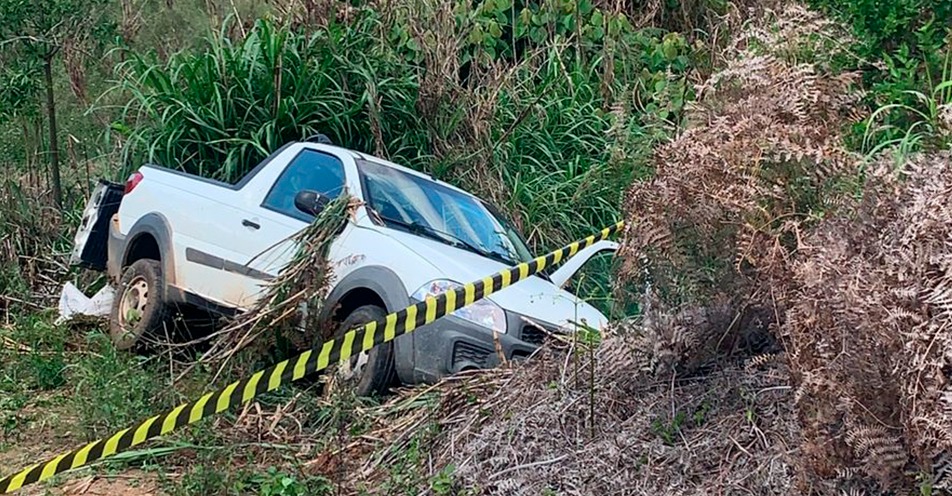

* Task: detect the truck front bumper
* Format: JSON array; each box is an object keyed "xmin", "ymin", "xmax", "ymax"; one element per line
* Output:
[{"xmin": 407, "ymin": 307, "xmax": 561, "ymax": 383}]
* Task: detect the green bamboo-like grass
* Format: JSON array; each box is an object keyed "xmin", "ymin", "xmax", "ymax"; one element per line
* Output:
[
  {"xmin": 105, "ymin": 10, "xmax": 686, "ymax": 251},
  {"xmin": 488, "ymin": 47, "xmax": 667, "ymax": 248},
  {"xmin": 109, "ymin": 14, "xmax": 424, "ymax": 184}
]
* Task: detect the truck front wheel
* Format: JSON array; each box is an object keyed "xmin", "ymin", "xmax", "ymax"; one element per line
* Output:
[
  {"xmin": 329, "ymin": 305, "xmax": 398, "ymax": 397},
  {"xmin": 110, "ymin": 259, "xmax": 172, "ymax": 350}
]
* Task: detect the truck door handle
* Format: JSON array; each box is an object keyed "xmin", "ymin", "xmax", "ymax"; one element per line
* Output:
[{"xmin": 242, "ymin": 219, "xmax": 260, "ymax": 230}]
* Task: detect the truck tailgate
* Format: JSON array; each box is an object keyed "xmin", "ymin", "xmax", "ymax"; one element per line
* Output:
[{"xmin": 71, "ymin": 180, "xmax": 124, "ymax": 271}]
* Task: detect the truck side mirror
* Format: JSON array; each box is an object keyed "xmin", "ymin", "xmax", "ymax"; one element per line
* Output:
[{"xmin": 294, "ymin": 190, "xmax": 329, "ymax": 217}]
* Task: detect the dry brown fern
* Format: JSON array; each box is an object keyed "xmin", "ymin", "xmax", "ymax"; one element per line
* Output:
[
  {"xmin": 613, "ymin": 3, "xmax": 952, "ymax": 492},
  {"xmin": 746, "ymin": 352, "xmax": 784, "ymax": 371},
  {"xmin": 774, "ymin": 151, "xmax": 952, "ymax": 489},
  {"xmin": 845, "ymin": 425, "xmax": 906, "ymax": 487},
  {"xmin": 616, "ymin": 5, "xmax": 861, "ymax": 309},
  {"xmin": 932, "ymin": 451, "xmax": 952, "ymax": 491},
  {"xmin": 615, "ymin": 2, "xmax": 863, "ymax": 415}
]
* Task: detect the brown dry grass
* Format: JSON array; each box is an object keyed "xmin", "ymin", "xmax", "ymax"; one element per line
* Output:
[
  {"xmin": 424, "ymin": 338, "xmax": 794, "ymax": 495},
  {"xmin": 57, "ymin": 471, "xmax": 161, "ymax": 496},
  {"xmin": 0, "ymin": 177, "xmax": 68, "ymax": 318},
  {"xmin": 334, "ymin": 330, "xmax": 796, "ymax": 495}
]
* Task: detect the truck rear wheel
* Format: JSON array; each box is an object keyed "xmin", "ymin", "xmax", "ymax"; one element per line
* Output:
[
  {"xmin": 327, "ymin": 305, "xmax": 398, "ymax": 397},
  {"xmin": 110, "ymin": 259, "xmax": 172, "ymax": 350}
]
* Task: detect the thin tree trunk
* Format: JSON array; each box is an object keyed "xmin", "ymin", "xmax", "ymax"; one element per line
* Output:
[
  {"xmin": 20, "ymin": 118, "xmax": 32, "ymax": 185},
  {"xmin": 32, "ymin": 116, "xmax": 42, "ymax": 189},
  {"xmin": 43, "ymin": 54, "xmax": 62, "ymax": 207}
]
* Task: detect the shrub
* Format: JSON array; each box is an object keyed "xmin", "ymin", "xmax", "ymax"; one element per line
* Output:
[
  {"xmin": 618, "ymin": 4, "xmax": 952, "ymax": 492},
  {"xmin": 806, "ymin": 0, "xmax": 952, "ymax": 151},
  {"xmin": 617, "ymin": 4, "xmax": 861, "ymax": 307},
  {"xmin": 777, "ymin": 151, "xmax": 952, "ymax": 491}
]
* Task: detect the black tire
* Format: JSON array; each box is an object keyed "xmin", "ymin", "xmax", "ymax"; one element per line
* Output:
[
  {"xmin": 109, "ymin": 259, "xmax": 172, "ymax": 351},
  {"xmin": 329, "ymin": 305, "xmax": 398, "ymax": 397}
]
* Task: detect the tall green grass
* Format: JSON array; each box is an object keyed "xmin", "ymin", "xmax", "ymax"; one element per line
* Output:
[
  {"xmin": 480, "ymin": 45, "xmax": 682, "ymax": 248},
  {"xmin": 863, "ymin": 48, "xmax": 952, "ymax": 157},
  {"xmin": 107, "ymin": 14, "xmax": 425, "ymax": 183},
  {"xmin": 106, "ymin": 3, "xmax": 693, "ymax": 251}
]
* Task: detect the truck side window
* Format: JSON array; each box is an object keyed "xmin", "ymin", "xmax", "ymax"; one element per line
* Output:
[{"xmin": 263, "ymin": 149, "xmax": 346, "ymax": 221}]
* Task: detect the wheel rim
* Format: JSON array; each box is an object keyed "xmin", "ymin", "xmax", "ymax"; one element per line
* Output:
[
  {"xmin": 324, "ymin": 330, "xmax": 371, "ymax": 395},
  {"xmin": 338, "ymin": 350, "xmax": 370, "ymax": 382},
  {"xmin": 117, "ymin": 276, "xmax": 149, "ymax": 342}
]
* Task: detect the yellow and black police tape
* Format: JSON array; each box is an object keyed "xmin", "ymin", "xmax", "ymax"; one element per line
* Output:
[{"xmin": 0, "ymin": 221, "xmax": 624, "ymax": 494}]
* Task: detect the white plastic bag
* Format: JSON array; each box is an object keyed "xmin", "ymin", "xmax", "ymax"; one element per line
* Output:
[{"xmin": 56, "ymin": 282, "xmax": 115, "ymax": 324}]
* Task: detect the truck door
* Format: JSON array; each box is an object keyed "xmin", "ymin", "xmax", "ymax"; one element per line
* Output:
[
  {"xmin": 547, "ymin": 241, "xmax": 621, "ymax": 319},
  {"xmin": 224, "ymin": 148, "xmax": 356, "ymax": 309}
]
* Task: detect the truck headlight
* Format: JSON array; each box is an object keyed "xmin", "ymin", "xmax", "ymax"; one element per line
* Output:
[{"xmin": 411, "ymin": 279, "xmax": 507, "ymax": 333}]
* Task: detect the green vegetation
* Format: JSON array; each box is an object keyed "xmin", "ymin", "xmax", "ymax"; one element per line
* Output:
[
  {"xmin": 106, "ymin": 2, "xmax": 691, "ymax": 248},
  {"xmin": 111, "ymin": 14, "xmax": 425, "ymax": 183},
  {"xmin": 1, "ymin": 0, "xmax": 951, "ymax": 493},
  {"xmin": 807, "ymin": 0, "xmax": 952, "ymax": 150},
  {"xmin": 0, "ymin": 0, "xmax": 113, "ymax": 205}
]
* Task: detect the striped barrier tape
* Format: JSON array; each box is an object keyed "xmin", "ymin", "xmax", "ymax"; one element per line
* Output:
[{"xmin": 0, "ymin": 221, "xmax": 624, "ymax": 493}]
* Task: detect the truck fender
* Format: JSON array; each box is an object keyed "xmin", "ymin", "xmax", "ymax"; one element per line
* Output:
[
  {"xmin": 120, "ymin": 213, "xmax": 181, "ymax": 303},
  {"xmin": 321, "ymin": 266, "xmax": 414, "ymax": 384}
]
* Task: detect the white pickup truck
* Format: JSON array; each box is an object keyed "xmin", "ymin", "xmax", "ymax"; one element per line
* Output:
[{"xmin": 71, "ymin": 137, "xmax": 617, "ymax": 395}]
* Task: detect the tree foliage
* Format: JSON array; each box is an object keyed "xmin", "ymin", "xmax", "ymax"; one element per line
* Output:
[
  {"xmin": 0, "ymin": 0, "xmax": 111, "ymax": 58},
  {"xmin": 0, "ymin": 0, "xmax": 112, "ymax": 205}
]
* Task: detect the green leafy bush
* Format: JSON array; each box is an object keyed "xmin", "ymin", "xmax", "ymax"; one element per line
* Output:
[
  {"xmin": 807, "ymin": 0, "xmax": 952, "ymax": 150},
  {"xmin": 806, "ymin": 0, "xmax": 950, "ymax": 57}
]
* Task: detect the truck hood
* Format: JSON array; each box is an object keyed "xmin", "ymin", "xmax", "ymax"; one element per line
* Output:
[{"xmin": 375, "ymin": 227, "xmax": 609, "ymax": 331}]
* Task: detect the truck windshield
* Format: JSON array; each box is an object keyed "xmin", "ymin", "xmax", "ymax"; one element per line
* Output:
[{"xmin": 356, "ymin": 158, "xmax": 532, "ymax": 265}]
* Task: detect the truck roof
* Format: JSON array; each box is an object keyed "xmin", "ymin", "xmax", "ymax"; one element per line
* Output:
[
  {"xmin": 141, "ymin": 141, "xmax": 477, "ymax": 200},
  {"xmin": 299, "ymin": 142, "xmax": 475, "ymax": 198}
]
